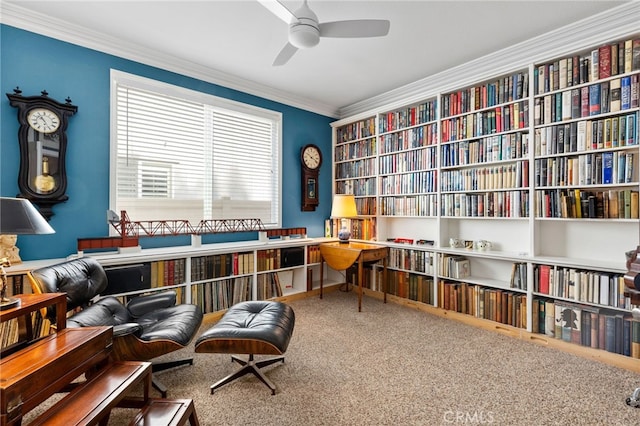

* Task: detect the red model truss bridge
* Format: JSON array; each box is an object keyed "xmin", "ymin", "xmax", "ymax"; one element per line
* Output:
[{"xmin": 77, "ymin": 210, "xmax": 306, "ymax": 251}]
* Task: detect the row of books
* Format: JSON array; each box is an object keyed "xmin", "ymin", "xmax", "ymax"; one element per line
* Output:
[
  {"xmin": 191, "ymin": 252, "xmax": 253, "ymax": 282},
  {"xmin": 336, "ymin": 117, "xmax": 376, "ymax": 142},
  {"xmin": 334, "ymin": 137, "xmax": 376, "ymax": 162},
  {"xmin": 324, "ymin": 218, "xmax": 377, "ymax": 241},
  {"xmin": 150, "ymin": 258, "xmax": 186, "ymax": 287},
  {"xmin": 354, "ymin": 196, "xmax": 376, "ymax": 216},
  {"xmin": 388, "ymin": 247, "xmax": 435, "ymax": 274},
  {"xmin": 533, "ymin": 38, "xmax": 640, "ymax": 95},
  {"xmin": 534, "ymin": 151, "xmax": 635, "ymax": 188},
  {"xmin": 441, "ymin": 132, "xmax": 529, "ymax": 167},
  {"xmin": 379, "ymin": 194, "xmax": 438, "ymax": 217},
  {"xmin": 256, "ymin": 248, "xmax": 304, "ymax": 272},
  {"xmin": 0, "ymin": 313, "xmax": 51, "ymax": 350},
  {"xmin": 386, "ymin": 272, "xmax": 434, "ymax": 305},
  {"xmin": 510, "ymin": 262, "xmax": 527, "ymax": 290},
  {"xmin": 441, "ymin": 161, "xmax": 529, "ymax": 192},
  {"xmin": 438, "ymin": 281, "xmax": 527, "ymax": 329},
  {"xmin": 307, "ymin": 245, "xmax": 321, "ymax": 264},
  {"xmin": 380, "ymin": 170, "xmax": 437, "ymax": 195},
  {"xmin": 378, "ymin": 147, "xmax": 436, "ymax": 175},
  {"xmin": 534, "ymin": 264, "xmax": 631, "ymax": 309},
  {"xmin": 256, "ymin": 272, "xmax": 284, "ymax": 300},
  {"xmin": 2, "ymin": 274, "xmax": 30, "ymax": 296},
  {"xmin": 533, "ymin": 299, "xmax": 640, "ymax": 358},
  {"xmin": 191, "ymin": 277, "xmax": 252, "ymax": 314},
  {"xmin": 535, "ymin": 76, "xmax": 639, "ymax": 126},
  {"xmin": 534, "ymin": 113, "xmax": 638, "ymax": 156},
  {"xmin": 441, "ymin": 191, "xmax": 529, "ymax": 218},
  {"xmin": 335, "ymin": 177, "xmax": 376, "ymax": 197},
  {"xmin": 441, "ymin": 101, "xmax": 529, "ymax": 143},
  {"xmin": 378, "ymin": 123, "xmax": 438, "ymax": 154},
  {"xmin": 378, "ymin": 99, "xmax": 438, "ymax": 133},
  {"xmin": 534, "ymin": 188, "xmax": 639, "ymax": 220},
  {"xmin": 442, "ymin": 71, "xmax": 529, "ymax": 117},
  {"xmin": 439, "ymin": 255, "xmax": 470, "ymax": 279},
  {"xmin": 335, "ymin": 157, "xmax": 376, "ymax": 180}
]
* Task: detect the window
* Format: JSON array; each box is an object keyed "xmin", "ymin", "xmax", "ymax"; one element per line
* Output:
[{"xmin": 110, "ymin": 70, "xmax": 281, "ymax": 228}]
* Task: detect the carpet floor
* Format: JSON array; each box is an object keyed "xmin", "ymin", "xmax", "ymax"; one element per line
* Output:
[{"xmin": 24, "ymin": 290, "xmax": 640, "ymax": 425}]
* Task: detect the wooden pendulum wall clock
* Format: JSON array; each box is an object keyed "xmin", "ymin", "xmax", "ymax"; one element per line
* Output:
[
  {"xmin": 300, "ymin": 144, "xmax": 322, "ymax": 211},
  {"xmin": 7, "ymin": 88, "xmax": 78, "ymax": 220}
]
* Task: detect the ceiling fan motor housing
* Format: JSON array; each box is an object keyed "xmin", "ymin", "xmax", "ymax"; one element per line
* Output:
[
  {"xmin": 288, "ymin": 2, "xmax": 319, "ymax": 49},
  {"xmin": 289, "ymin": 20, "xmax": 320, "ymax": 48}
]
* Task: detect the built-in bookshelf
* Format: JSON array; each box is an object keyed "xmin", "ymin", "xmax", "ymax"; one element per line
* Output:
[
  {"xmin": 331, "ymin": 33, "xmax": 640, "ymax": 361},
  {"xmin": 2, "ymin": 239, "xmax": 342, "ymax": 320},
  {"xmin": 334, "ymin": 117, "xmax": 378, "ymax": 216},
  {"xmin": 378, "ymin": 99, "xmax": 439, "ymax": 217}
]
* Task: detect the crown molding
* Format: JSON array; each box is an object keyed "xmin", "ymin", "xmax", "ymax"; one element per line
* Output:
[
  {"xmin": 0, "ymin": 2, "xmax": 340, "ymax": 118},
  {"xmin": 338, "ymin": 2, "xmax": 640, "ymax": 120}
]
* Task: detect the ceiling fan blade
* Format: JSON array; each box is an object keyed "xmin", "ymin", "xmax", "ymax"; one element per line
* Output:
[
  {"xmin": 319, "ymin": 20, "xmax": 390, "ymax": 38},
  {"xmin": 257, "ymin": 0, "xmax": 297, "ymax": 24},
  {"xmin": 273, "ymin": 42, "xmax": 298, "ymax": 66}
]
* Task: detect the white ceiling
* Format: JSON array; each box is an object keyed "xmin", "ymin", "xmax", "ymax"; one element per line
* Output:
[{"xmin": 2, "ymin": 1, "xmax": 630, "ymax": 118}]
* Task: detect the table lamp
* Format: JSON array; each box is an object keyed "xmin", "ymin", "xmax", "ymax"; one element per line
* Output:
[
  {"xmin": 330, "ymin": 194, "xmax": 358, "ymax": 243},
  {"xmin": 0, "ymin": 197, "xmax": 55, "ymax": 310}
]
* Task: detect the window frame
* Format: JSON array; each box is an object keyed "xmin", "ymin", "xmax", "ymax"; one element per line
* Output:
[{"xmin": 109, "ymin": 69, "xmax": 283, "ymax": 233}]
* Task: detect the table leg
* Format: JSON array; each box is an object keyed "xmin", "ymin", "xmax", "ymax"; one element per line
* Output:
[
  {"xmin": 358, "ymin": 256, "xmax": 363, "ymax": 312},
  {"xmin": 383, "ymin": 256, "xmax": 388, "ymax": 304},
  {"xmin": 319, "ymin": 258, "xmax": 324, "ymax": 299}
]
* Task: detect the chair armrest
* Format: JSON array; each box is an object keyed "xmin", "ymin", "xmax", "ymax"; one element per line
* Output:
[
  {"xmin": 113, "ymin": 323, "xmax": 143, "ymax": 338},
  {"xmin": 126, "ymin": 291, "xmax": 177, "ymax": 318}
]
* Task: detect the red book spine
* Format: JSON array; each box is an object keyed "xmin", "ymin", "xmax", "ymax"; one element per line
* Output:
[
  {"xmin": 599, "ymin": 45, "xmax": 611, "ymax": 78},
  {"xmin": 580, "ymin": 86, "xmax": 590, "ymax": 117}
]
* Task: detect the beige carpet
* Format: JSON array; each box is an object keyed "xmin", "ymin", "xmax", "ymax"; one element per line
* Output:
[{"xmin": 26, "ymin": 290, "xmax": 640, "ymax": 425}]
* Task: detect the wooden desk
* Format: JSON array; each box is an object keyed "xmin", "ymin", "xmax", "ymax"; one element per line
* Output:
[
  {"xmin": 0, "ymin": 293, "xmax": 67, "ymax": 357},
  {"xmin": 319, "ymin": 242, "xmax": 389, "ymax": 312}
]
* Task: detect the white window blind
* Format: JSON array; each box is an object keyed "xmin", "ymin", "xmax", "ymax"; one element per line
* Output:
[{"xmin": 111, "ymin": 70, "xmax": 281, "ymax": 227}]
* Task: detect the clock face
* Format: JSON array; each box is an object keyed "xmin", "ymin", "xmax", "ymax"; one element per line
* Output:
[
  {"xmin": 302, "ymin": 145, "xmax": 321, "ymax": 170},
  {"xmin": 27, "ymin": 107, "xmax": 61, "ymax": 133}
]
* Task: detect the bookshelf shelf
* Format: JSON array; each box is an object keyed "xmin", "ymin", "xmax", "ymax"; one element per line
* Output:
[{"xmin": 331, "ymin": 33, "xmax": 640, "ymax": 360}]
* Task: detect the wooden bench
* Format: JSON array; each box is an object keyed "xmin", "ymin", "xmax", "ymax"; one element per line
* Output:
[
  {"xmin": 129, "ymin": 399, "xmax": 199, "ymax": 426},
  {"xmin": 28, "ymin": 361, "xmax": 151, "ymax": 426}
]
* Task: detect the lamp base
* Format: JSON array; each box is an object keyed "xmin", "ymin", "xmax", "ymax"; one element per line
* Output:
[
  {"xmin": 0, "ymin": 297, "xmax": 20, "ymax": 311},
  {"xmin": 337, "ymin": 227, "xmax": 351, "ymax": 243}
]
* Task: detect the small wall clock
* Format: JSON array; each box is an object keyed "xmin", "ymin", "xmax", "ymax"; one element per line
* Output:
[
  {"xmin": 7, "ymin": 88, "xmax": 78, "ymax": 219},
  {"xmin": 300, "ymin": 144, "xmax": 322, "ymax": 211}
]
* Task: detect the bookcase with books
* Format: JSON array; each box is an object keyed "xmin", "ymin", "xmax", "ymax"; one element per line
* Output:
[
  {"xmin": 377, "ymin": 99, "xmax": 439, "ymax": 218},
  {"xmin": 330, "ymin": 29, "xmax": 640, "ymax": 364},
  {"xmin": 334, "ymin": 116, "xmax": 378, "ymax": 216},
  {"xmin": 529, "ymin": 35, "xmax": 640, "ymax": 356}
]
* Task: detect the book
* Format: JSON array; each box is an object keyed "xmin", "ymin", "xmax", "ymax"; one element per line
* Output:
[
  {"xmin": 588, "ymin": 84, "xmax": 600, "ymax": 116},
  {"xmin": 601, "ymin": 152, "xmax": 613, "ymax": 184},
  {"xmin": 621, "ymin": 76, "xmax": 631, "ymax": 110},
  {"xmin": 609, "ymin": 78, "xmax": 621, "ymax": 112},
  {"xmin": 598, "ymin": 44, "xmax": 611, "ymax": 78}
]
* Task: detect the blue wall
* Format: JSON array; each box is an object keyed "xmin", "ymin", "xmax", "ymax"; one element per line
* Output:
[{"xmin": 1, "ymin": 25, "xmax": 334, "ymax": 260}]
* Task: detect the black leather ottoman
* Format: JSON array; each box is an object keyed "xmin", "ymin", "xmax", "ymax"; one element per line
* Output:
[{"xmin": 195, "ymin": 301, "xmax": 295, "ymax": 395}]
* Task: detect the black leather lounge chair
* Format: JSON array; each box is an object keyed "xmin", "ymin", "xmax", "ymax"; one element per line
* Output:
[{"xmin": 28, "ymin": 257, "xmax": 203, "ymax": 397}]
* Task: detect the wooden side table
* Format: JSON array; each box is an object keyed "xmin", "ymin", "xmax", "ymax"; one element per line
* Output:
[
  {"xmin": 0, "ymin": 293, "xmax": 67, "ymax": 357},
  {"xmin": 319, "ymin": 242, "xmax": 389, "ymax": 312}
]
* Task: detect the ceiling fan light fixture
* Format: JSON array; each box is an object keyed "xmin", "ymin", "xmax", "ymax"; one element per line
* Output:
[{"xmin": 289, "ymin": 22, "xmax": 320, "ymax": 49}]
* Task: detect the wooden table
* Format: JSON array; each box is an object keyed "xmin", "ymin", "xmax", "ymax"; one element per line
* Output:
[{"xmin": 319, "ymin": 242, "xmax": 389, "ymax": 312}]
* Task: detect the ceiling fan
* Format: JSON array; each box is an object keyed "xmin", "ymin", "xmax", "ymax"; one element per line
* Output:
[{"xmin": 258, "ymin": 0, "xmax": 391, "ymax": 66}]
